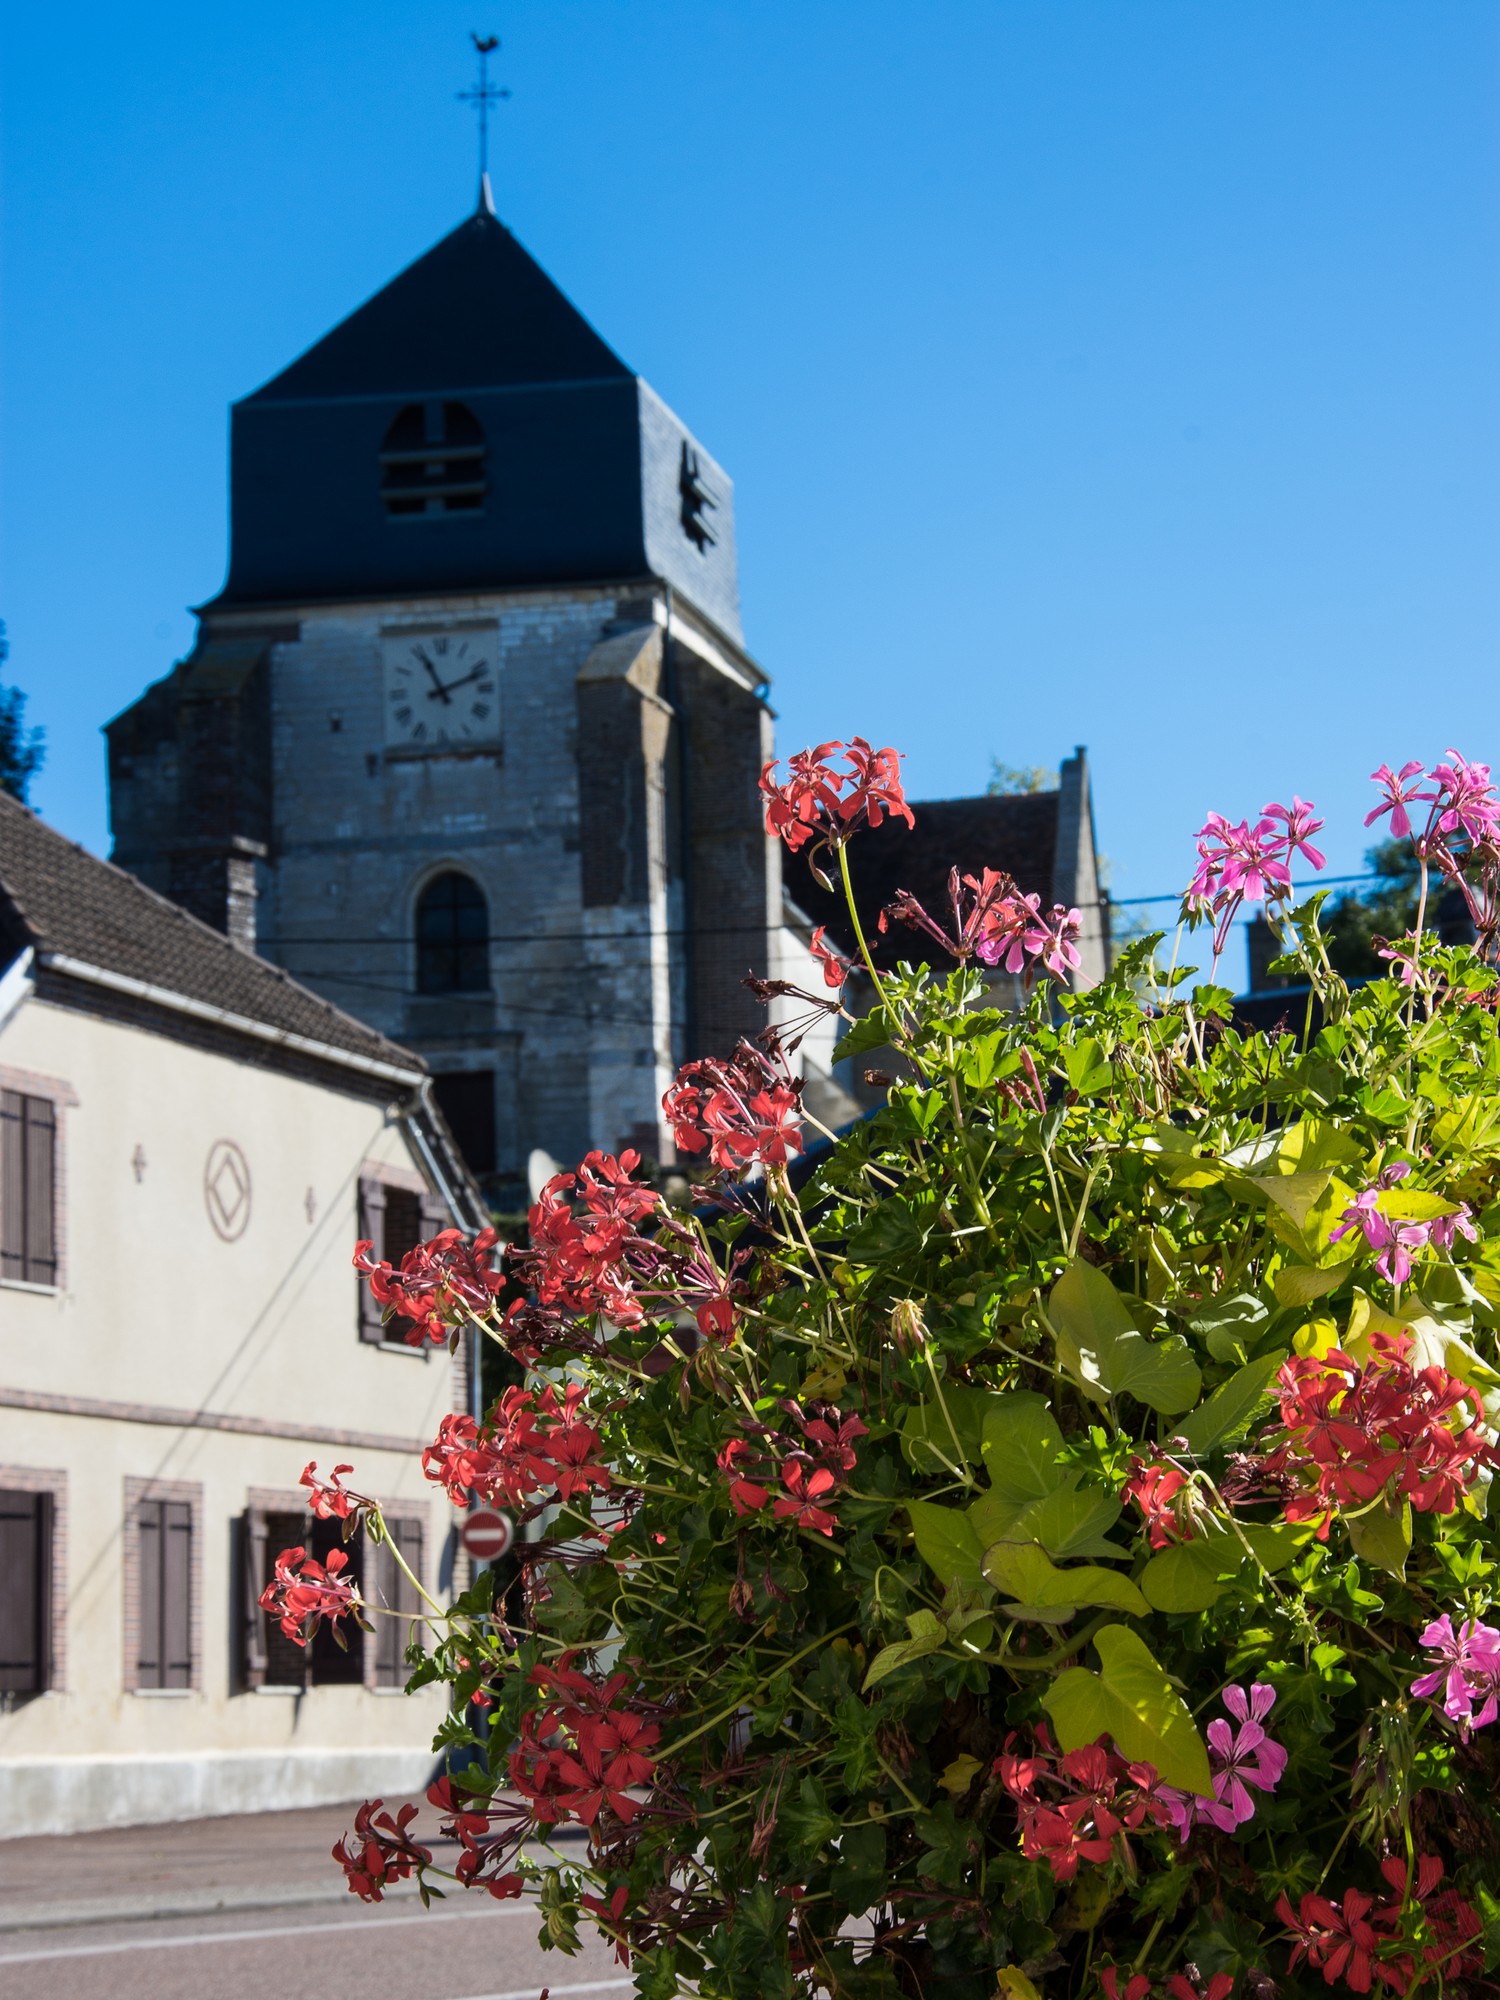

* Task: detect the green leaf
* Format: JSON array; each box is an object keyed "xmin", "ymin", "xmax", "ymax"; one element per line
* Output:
[
  {"xmin": 848, "ymin": 1198, "xmax": 930, "ymax": 1262},
  {"xmin": 1345, "ymin": 1493, "xmax": 1412, "ymax": 1578},
  {"xmin": 1064, "ymin": 1037, "xmax": 1115, "ymax": 1095},
  {"xmin": 1176, "ymin": 1350, "xmax": 1285, "ymax": 1454},
  {"xmin": 907, "ymin": 1499, "xmax": 987, "ymax": 1591},
  {"xmin": 982, "ymin": 1540, "xmax": 1149, "ymax": 1618},
  {"xmin": 1139, "ymin": 1538, "xmax": 1233, "ymax": 1613},
  {"xmin": 1189, "ymin": 1289, "xmax": 1270, "ymax": 1363},
  {"xmin": 1248, "ymin": 1170, "xmax": 1332, "ymax": 1230},
  {"xmin": 833, "ymin": 1011, "xmax": 893, "ymax": 1062},
  {"xmin": 1273, "ymin": 1262, "xmax": 1355, "ymax": 1307},
  {"xmin": 971, "ymin": 1474, "xmax": 1124, "ymax": 1561},
  {"xmin": 979, "ymin": 1391, "xmax": 1071, "ymax": 1504},
  {"xmin": 900, "ymin": 1384, "xmax": 996, "ymax": 1473},
  {"xmin": 1376, "ymin": 1188, "xmax": 1462, "ymax": 1222},
  {"xmin": 1041, "ymin": 1624, "xmax": 1212, "ymax": 1794},
  {"xmin": 1049, "ymin": 1258, "xmax": 1202, "ymax": 1415},
  {"xmin": 862, "ymin": 1609, "xmax": 948, "ymax": 1689}
]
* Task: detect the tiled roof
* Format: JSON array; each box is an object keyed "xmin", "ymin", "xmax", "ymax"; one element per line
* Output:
[
  {"xmin": 0, "ymin": 791, "xmax": 423, "ymax": 1078},
  {"xmin": 786, "ymin": 792, "xmax": 1061, "ymax": 970}
]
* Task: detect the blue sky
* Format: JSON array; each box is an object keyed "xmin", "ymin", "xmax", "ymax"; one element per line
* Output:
[{"xmin": 3, "ymin": 1, "xmax": 1498, "ymax": 929}]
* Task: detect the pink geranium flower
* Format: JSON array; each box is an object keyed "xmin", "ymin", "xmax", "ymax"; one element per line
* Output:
[
  {"xmin": 1366, "ymin": 760, "xmax": 1433, "ymax": 841},
  {"xmin": 1158, "ymin": 1682, "xmax": 1286, "ymax": 1842},
  {"xmin": 1411, "ymin": 1614, "xmax": 1500, "ymax": 1738}
]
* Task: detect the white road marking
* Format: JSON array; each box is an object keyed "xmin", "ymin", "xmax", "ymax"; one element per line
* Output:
[
  {"xmin": 451, "ymin": 1984, "xmax": 632, "ymax": 2000},
  {"xmin": 0, "ymin": 1899, "xmax": 527, "ymax": 1964}
]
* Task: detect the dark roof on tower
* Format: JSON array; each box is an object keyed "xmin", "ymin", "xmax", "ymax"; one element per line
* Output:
[
  {"xmin": 247, "ymin": 201, "xmax": 633, "ymax": 404},
  {"xmin": 0, "ymin": 790, "xmax": 423, "ymax": 1082}
]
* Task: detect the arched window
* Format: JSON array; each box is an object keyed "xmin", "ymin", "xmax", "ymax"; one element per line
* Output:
[
  {"xmin": 415, "ymin": 873, "xmax": 490, "ymax": 994},
  {"xmin": 381, "ymin": 401, "xmax": 487, "ymax": 517}
]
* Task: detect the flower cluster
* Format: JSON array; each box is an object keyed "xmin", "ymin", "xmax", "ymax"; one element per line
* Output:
[
  {"xmin": 1329, "ymin": 1163, "xmax": 1476, "ymax": 1287},
  {"xmin": 1410, "ymin": 1613, "xmax": 1500, "ymax": 1738},
  {"xmin": 1184, "ymin": 796, "xmax": 1326, "ymax": 954},
  {"xmin": 1368, "ymin": 752, "xmax": 1500, "ymax": 960},
  {"xmin": 715, "ymin": 1404, "xmax": 867, "ymax": 1537},
  {"xmin": 1122, "ymin": 1459, "xmax": 1193, "ymax": 1550},
  {"xmin": 509, "ymin": 1655, "xmax": 661, "ymax": 1828},
  {"xmin": 332, "ymin": 1798, "xmax": 432, "ymax": 1902},
  {"xmin": 353, "ymin": 1225, "xmax": 504, "ymax": 1346},
  {"xmin": 759, "ymin": 738, "xmax": 913, "ymax": 854},
  {"xmin": 515, "ymin": 1149, "xmax": 659, "ymax": 1326},
  {"xmin": 664, "ymin": 1041, "xmax": 804, "ymax": 1174},
  {"xmin": 1263, "ymin": 1333, "xmax": 1496, "ymax": 1536},
  {"xmin": 299, "ymin": 1459, "xmax": 367, "ymax": 1522},
  {"xmin": 1156, "ymin": 1684, "xmax": 1286, "ymax": 1844},
  {"xmin": 880, "ymin": 865, "xmax": 1082, "ymax": 983},
  {"xmin": 422, "ymin": 1384, "xmax": 611, "ymax": 1512},
  {"xmin": 258, "ymin": 1543, "xmax": 362, "ymax": 1645},
  {"xmin": 1278, "ymin": 1855, "xmax": 1482, "ymax": 1994},
  {"xmin": 996, "ymin": 1733, "xmax": 1169, "ymax": 1882},
  {"xmin": 1099, "ymin": 1973, "xmax": 1233, "ymax": 2000}
]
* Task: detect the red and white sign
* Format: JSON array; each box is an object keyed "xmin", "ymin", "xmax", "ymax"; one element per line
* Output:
[{"xmin": 461, "ymin": 1508, "xmax": 513, "ymax": 1562}]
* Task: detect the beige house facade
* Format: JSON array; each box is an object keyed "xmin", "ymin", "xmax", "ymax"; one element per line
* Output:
[{"xmin": 0, "ymin": 791, "xmax": 485, "ymax": 1836}]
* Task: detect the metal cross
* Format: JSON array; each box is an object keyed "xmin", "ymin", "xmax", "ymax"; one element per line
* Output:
[{"xmin": 457, "ymin": 32, "xmax": 510, "ymax": 184}]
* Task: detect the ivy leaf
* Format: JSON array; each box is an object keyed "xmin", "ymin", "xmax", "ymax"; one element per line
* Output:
[
  {"xmin": 970, "ymin": 1474, "xmax": 1125, "ymax": 1562},
  {"xmin": 1049, "ymin": 1259, "xmax": 1202, "ymax": 1415},
  {"xmin": 1189, "ymin": 1289, "xmax": 1270, "ymax": 1363},
  {"xmin": 907, "ymin": 1498, "xmax": 987, "ymax": 1591},
  {"xmin": 1345, "ymin": 1492, "xmax": 1412, "ymax": 1579},
  {"xmin": 1176, "ymin": 1351, "xmax": 1285, "ymax": 1455},
  {"xmin": 900, "ymin": 1384, "xmax": 996, "ymax": 1472},
  {"xmin": 982, "ymin": 1540, "xmax": 1149, "ymax": 1618},
  {"xmin": 980, "ymin": 1391, "xmax": 1072, "ymax": 1504},
  {"xmin": 862, "ymin": 1609, "xmax": 947, "ymax": 1689},
  {"xmin": 1139, "ymin": 1535, "xmax": 1238, "ymax": 1613},
  {"xmin": 1273, "ymin": 1262, "xmax": 1355, "ymax": 1307},
  {"xmin": 833, "ymin": 1011, "xmax": 894, "ymax": 1062},
  {"xmin": 1041, "ymin": 1624, "xmax": 1212, "ymax": 1794}
]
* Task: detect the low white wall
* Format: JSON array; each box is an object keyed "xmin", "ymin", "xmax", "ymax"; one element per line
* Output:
[{"xmin": 0, "ymin": 1745, "xmax": 440, "ymax": 1839}]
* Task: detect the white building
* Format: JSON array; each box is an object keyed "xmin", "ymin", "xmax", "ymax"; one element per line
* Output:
[{"xmin": 0, "ymin": 789, "xmax": 484, "ymax": 1836}]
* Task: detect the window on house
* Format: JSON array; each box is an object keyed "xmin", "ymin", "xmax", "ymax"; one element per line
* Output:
[
  {"xmin": 432, "ymin": 1070, "xmax": 497, "ymax": 1176},
  {"xmin": 1, "ymin": 1091, "xmax": 57, "ymax": 1287},
  {"xmin": 356, "ymin": 1175, "xmax": 449, "ymax": 1344},
  {"xmin": 135, "ymin": 1498, "xmax": 192, "ymax": 1690},
  {"xmin": 381, "ymin": 401, "xmax": 486, "ymax": 517},
  {"xmin": 679, "ymin": 440, "xmax": 719, "ymax": 552},
  {"xmin": 416, "ymin": 873, "xmax": 490, "ymax": 995},
  {"xmin": 0, "ymin": 1490, "xmax": 52, "ymax": 1695},
  {"xmin": 243, "ymin": 1509, "xmax": 366, "ymax": 1689},
  {"xmin": 372, "ymin": 1517, "xmax": 425, "ymax": 1689}
]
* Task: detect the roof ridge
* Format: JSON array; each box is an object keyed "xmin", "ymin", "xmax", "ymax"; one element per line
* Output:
[{"xmin": 0, "ymin": 791, "xmax": 417, "ymax": 1068}]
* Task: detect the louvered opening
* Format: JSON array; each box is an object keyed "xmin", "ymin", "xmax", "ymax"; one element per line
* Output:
[{"xmin": 381, "ymin": 401, "xmax": 487, "ymax": 517}]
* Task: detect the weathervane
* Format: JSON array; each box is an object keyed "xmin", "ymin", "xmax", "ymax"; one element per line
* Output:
[{"xmin": 457, "ymin": 32, "xmax": 510, "ymax": 191}]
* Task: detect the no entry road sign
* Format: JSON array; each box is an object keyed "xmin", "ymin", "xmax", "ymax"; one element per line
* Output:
[{"xmin": 460, "ymin": 1508, "xmax": 513, "ymax": 1562}]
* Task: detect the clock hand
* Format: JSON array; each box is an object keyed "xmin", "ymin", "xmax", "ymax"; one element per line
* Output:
[
  {"xmin": 424, "ymin": 665, "xmax": 489, "ymax": 700},
  {"xmin": 414, "ymin": 650, "xmax": 453, "ymax": 705}
]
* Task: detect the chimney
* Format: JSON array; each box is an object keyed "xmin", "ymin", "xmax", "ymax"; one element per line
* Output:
[
  {"xmin": 167, "ymin": 836, "xmax": 267, "ymax": 951},
  {"xmin": 1245, "ymin": 915, "xmax": 1288, "ymax": 993}
]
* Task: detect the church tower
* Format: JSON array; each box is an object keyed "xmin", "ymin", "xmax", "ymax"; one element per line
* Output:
[{"xmin": 106, "ymin": 185, "xmax": 781, "ymax": 1190}]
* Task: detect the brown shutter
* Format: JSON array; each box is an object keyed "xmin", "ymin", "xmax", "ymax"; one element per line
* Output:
[
  {"xmin": 138, "ymin": 1499, "xmax": 163, "ymax": 1688},
  {"xmin": 373, "ymin": 1517, "xmax": 424, "ymax": 1688},
  {"xmin": 23, "ymin": 1097, "xmax": 56, "ymax": 1286},
  {"xmin": 242, "ymin": 1507, "xmax": 269, "ymax": 1688},
  {"xmin": 357, "ymin": 1177, "xmax": 387, "ymax": 1343},
  {"xmin": 162, "ymin": 1501, "xmax": 192, "ymax": 1689},
  {"xmin": 0, "ymin": 1093, "xmax": 22, "ymax": 1284},
  {"xmin": 0, "ymin": 1490, "xmax": 47, "ymax": 1694}
]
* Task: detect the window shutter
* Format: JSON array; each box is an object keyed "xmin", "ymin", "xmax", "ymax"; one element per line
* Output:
[
  {"xmin": 0, "ymin": 1093, "xmax": 23, "ymax": 1284},
  {"xmin": 0, "ymin": 1490, "xmax": 46, "ymax": 1694},
  {"xmin": 373, "ymin": 1517, "xmax": 424, "ymax": 1688},
  {"xmin": 138, "ymin": 1500, "xmax": 163, "ymax": 1688},
  {"xmin": 163, "ymin": 1501, "xmax": 192, "ymax": 1689},
  {"xmin": 356, "ymin": 1178, "xmax": 387, "ymax": 1344},
  {"xmin": 242, "ymin": 1507, "xmax": 269, "ymax": 1688},
  {"xmin": 23, "ymin": 1097, "xmax": 56, "ymax": 1286}
]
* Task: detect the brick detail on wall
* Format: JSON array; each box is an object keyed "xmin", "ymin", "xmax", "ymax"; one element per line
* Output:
[
  {"xmin": 122, "ymin": 1475, "xmax": 204, "ymax": 1695},
  {"xmin": 0, "ymin": 1464, "xmax": 69, "ymax": 1692}
]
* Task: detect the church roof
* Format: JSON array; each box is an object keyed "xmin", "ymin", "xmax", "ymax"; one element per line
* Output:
[
  {"xmin": 246, "ymin": 203, "xmax": 633, "ymax": 405},
  {"xmin": 0, "ymin": 791, "xmax": 423, "ymax": 1083},
  {"xmin": 788, "ymin": 792, "xmax": 1064, "ymax": 971}
]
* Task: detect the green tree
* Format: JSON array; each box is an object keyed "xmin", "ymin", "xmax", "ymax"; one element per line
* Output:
[
  {"xmin": 987, "ymin": 758, "xmax": 1056, "ymax": 796},
  {"xmin": 0, "ymin": 625, "xmax": 45, "ymax": 805},
  {"xmin": 1321, "ymin": 838, "xmax": 1419, "ymax": 980}
]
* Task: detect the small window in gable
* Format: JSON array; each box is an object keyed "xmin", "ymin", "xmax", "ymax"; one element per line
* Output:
[
  {"xmin": 381, "ymin": 401, "xmax": 487, "ymax": 518},
  {"xmin": 679, "ymin": 441, "xmax": 719, "ymax": 552},
  {"xmin": 416, "ymin": 872, "xmax": 490, "ymax": 995}
]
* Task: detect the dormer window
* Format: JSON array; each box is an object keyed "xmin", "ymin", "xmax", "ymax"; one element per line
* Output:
[
  {"xmin": 679, "ymin": 442, "xmax": 718, "ymax": 551},
  {"xmin": 381, "ymin": 402, "xmax": 486, "ymax": 517}
]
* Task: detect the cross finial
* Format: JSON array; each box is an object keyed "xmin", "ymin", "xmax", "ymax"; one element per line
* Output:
[{"xmin": 457, "ymin": 31, "xmax": 510, "ymax": 208}]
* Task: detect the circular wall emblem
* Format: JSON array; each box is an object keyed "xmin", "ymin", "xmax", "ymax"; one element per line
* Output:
[{"xmin": 204, "ymin": 1139, "xmax": 252, "ymax": 1242}]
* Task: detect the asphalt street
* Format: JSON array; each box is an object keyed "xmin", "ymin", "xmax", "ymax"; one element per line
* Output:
[{"xmin": 0, "ymin": 1796, "xmax": 626, "ymax": 2000}]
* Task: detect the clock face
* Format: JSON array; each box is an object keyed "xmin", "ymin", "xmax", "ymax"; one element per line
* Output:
[{"xmin": 382, "ymin": 631, "xmax": 500, "ymax": 750}]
